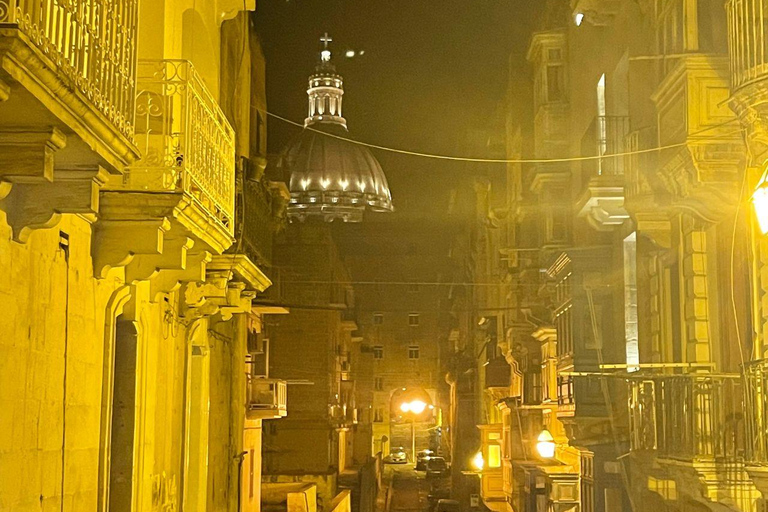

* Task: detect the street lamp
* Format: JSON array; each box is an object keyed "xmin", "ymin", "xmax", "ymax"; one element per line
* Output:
[
  {"xmin": 753, "ymin": 180, "xmax": 768, "ymax": 235},
  {"xmin": 536, "ymin": 429, "xmax": 556, "ymax": 459},
  {"xmin": 471, "ymin": 451, "xmax": 484, "ymax": 471},
  {"xmin": 398, "ymin": 399, "xmax": 429, "ymax": 463}
]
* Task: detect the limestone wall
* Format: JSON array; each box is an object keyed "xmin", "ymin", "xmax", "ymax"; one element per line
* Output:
[{"xmin": 0, "ymin": 213, "xmax": 122, "ymax": 510}]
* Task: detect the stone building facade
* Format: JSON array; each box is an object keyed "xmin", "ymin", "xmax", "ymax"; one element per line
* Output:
[
  {"xmin": 0, "ymin": 2, "xmax": 292, "ymax": 512},
  {"xmin": 462, "ymin": 0, "xmax": 768, "ymax": 511}
]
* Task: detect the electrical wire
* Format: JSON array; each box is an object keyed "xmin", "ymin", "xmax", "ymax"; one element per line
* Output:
[{"xmin": 260, "ymin": 108, "xmax": 741, "ymax": 164}]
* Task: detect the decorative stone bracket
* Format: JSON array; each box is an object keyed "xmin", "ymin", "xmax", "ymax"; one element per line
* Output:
[
  {"xmin": 0, "ymin": 128, "xmax": 111, "ymax": 242},
  {"xmin": 183, "ymin": 271, "xmax": 255, "ymax": 320}
]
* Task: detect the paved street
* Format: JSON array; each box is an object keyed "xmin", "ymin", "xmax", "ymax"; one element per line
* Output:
[{"xmin": 382, "ymin": 464, "xmax": 439, "ymax": 512}]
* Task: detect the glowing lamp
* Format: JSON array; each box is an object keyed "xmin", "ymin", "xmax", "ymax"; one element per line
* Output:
[
  {"xmin": 409, "ymin": 400, "xmax": 426, "ymax": 414},
  {"xmin": 753, "ymin": 181, "xmax": 768, "ymax": 235},
  {"xmin": 575, "ymin": 13, "xmax": 584, "ymax": 26},
  {"xmin": 472, "ymin": 451, "xmax": 485, "ymax": 471},
  {"xmin": 536, "ymin": 429, "xmax": 556, "ymax": 459},
  {"xmin": 400, "ymin": 402, "xmax": 411, "ymax": 413}
]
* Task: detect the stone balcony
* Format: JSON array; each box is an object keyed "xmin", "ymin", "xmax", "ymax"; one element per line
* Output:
[
  {"xmin": 247, "ymin": 378, "xmax": 288, "ymax": 420},
  {"xmin": 93, "ymin": 60, "xmax": 237, "ymax": 283},
  {"xmin": 0, "ymin": 0, "xmax": 140, "ymax": 241},
  {"xmin": 576, "ymin": 115, "xmax": 630, "ymax": 231}
]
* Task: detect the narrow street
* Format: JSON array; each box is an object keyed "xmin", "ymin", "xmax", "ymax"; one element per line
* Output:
[{"xmin": 382, "ymin": 464, "xmax": 440, "ymax": 512}]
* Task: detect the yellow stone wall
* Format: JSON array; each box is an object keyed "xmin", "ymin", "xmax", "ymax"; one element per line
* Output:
[{"xmin": 0, "ymin": 212, "xmax": 124, "ymax": 511}]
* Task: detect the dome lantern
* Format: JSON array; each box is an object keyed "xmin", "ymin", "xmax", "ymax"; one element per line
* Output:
[{"xmin": 282, "ymin": 33, "xmax": 394, "ymax": 222}]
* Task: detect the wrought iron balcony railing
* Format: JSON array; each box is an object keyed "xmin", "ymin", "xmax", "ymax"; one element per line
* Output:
[
  {"xmin": 241, "ymin": 172, "xmax": 274, "ymax": 266},
  {"xmin": 247, "ymin": 377, "xmax": 287, "ymax": 419},
  {"xmin": 743, "ymin": 359, "xmax": 768, "ymax": 462},
  {"xmin": 727, "ymin": 0, "xmax": 768, "ymax": 91},
  {"xmin": 627, "ymin": 374, "xmax": 744, "ymax": 460},
  {"xmin": 580, "ymin": 115, "xmax": 630, "ymax": 177},
  {"xmin": 0, "ymin": 0, "xmax": 138, "ymax": 139},
  {"xmin": 130, "ymin": 60, "xmax": 235, "ymax": 235},
  {"xmin": 624, "ymin": 127, "xmax": 658, "ymax": 199}
]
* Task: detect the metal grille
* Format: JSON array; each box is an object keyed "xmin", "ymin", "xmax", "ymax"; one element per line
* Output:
[
  {"xmin": 627, "ymin": 374, "xmax": 744, "ymax": 460},
  {"xmin": 0, "ymin": 0, "xmax": 138, "ymax": 139},
  {"xmin": 743, "ymin": 359, "xmax": 768, "ymax": 462}
]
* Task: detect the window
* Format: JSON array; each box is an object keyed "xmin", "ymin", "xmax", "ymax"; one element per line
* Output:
[
  {"xmin": 408, "ymin": 313, "xmax": 420, "ymax": 327},
  {"xmin": 374, "ymin": 408, "xmax": 384, "ymax": 423},
  {"xmin": 488, "ymin": 444, "xmax": 501, "ymax": 469},
  {"xmin": 408, "ymin": 345, "xmax": 420, "ymax": 360},
  {"xmin": 373, "ymin": 346, "xmax": 384, "ymax": 359},
  {"xmin": 375, "ymin": 376, "xmax": 384, "ymax": 391},
  {"xmin": 546, "ymin": 64, "xmax": 564, "ymax": 102},
  {"xmin": 373, "ymin": 312, "xmax": 384, "ymax": 325}
]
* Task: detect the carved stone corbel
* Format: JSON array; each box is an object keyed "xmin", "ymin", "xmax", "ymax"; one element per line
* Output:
[
  {"xmin": 1, "ymin": 166, "xmax": 109, "ymax": 242},
  {"xmin": 182, "ymin": 271, "xmax": 231, "ymax": 319},
  {"xmin": 148, "ymin": 251, "xmax": 212, "ymax": 301},
  {"xmin": 635, "ymin": 212, "xmax": 672, "ymax": 250},
  {"xmin": 92, "ymin": 218, "xmax": 170, "ymax": 278},
  {"xmin": 124, "ymin": 233, "xmax": 194, "ymax": 284},
  {"xmin": 0, "ymin": 127, "xmax": 66, "ymax": 182}
]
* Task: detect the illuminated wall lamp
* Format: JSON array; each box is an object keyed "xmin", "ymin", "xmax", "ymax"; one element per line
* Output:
[
  {"xmin": 753, "ymin": 176, "xmax": 768, "ymax": 235},
  {"xmin": 472, "ymin": 451, "xmax": 484, "ymax": 471},
  {"xmin": 536, "ymin": 429, "xmax": 556, "ymax": 459}
]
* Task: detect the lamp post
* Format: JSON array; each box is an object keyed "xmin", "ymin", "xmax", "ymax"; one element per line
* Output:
[{"xmin": 400, "ymin": 400, "xmax": 427, "ymax": 463}]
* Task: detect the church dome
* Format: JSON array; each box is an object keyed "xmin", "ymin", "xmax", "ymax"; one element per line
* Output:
[
  {"xmin": 283, "ymin": 124, "xmax": 393, "ymax": 222},
  {"xmin": 283, "ymin": 34, "xmax": 394, "ymax": 222}
]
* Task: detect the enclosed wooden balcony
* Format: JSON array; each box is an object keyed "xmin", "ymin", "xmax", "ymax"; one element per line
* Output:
[{"xmin": 247, "ymin": 378, "xmax": 288, "ymax": 419}]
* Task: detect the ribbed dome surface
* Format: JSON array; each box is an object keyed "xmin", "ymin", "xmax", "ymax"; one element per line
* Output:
[{"xmin": 283, "ymin": 124, "xmax": 394, "ymax": 222}]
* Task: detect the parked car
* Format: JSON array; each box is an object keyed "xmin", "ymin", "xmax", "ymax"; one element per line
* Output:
[
  {"xmin": 436, "ymin": 499, "xmax": 461, "ymax": 512},
  {"xmin": 427, "ymin": 487, "xmax": 451, "ymax": 511},
  {"xmin": 384, "ymin": 446, "xmax": 408, "ymax": 464},
  {"xmin": 416, "ymin": 449, "xmax": 434, "ymax": 470},
  {"xmin": 425, "ymin": 456, "xmax": 450, "ymax": 478}
]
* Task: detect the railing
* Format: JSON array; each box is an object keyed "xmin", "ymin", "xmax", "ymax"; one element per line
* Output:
[
  {"xmin": 247, "ymin": 377, "xmax": 287, "ymax": 416},
  {"xmin": 743, "ymin": 359, "xmax": 768, "ymax": 462},
  {"xmin": 0, "ymin": 0, "xmax": 138, "ymax": 139},
  {"xmin": 241, "ymin": 172, "xmax": 274, "ymax": 266},
  {"xmin": 624, "ymin": 127, "xmax": 658, "ymax": 199},
  {"xmin": 727, "ymin": 0, "xmax": 768, "ymax": 91},
  {"xmin": 627, "ymin": 374, "xmax": 744, "ymax": 460},
  {"xmin": 130, "ymin": 60, "xmax": 235, "ymax": 235},
  {"xmin": 581, "ymin": 116, "xmax": 630, "ymax": 176}
]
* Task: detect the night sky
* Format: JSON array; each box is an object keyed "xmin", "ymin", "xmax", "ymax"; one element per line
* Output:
[{"xmin": 254, "ymin": 0, "xmax": 540, "ymax": 277}]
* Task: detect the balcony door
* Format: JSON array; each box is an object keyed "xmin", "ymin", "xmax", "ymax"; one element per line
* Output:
[
  {"xmin": 597, "ymin": 74, "xmax": 607, "ymax": 175},
  {"xmin": 108, "ymin": 317, "xmax": 139, "ymax": 512}
]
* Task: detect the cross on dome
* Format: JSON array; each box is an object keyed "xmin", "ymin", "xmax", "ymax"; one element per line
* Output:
[{"xmin": 320, "ymin": 32, "xmax": 333, "ymax": 62}]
